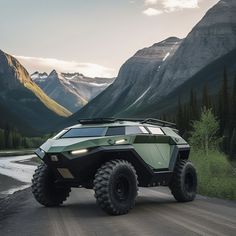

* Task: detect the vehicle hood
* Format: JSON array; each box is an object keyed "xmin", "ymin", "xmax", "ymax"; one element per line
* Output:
[{"xmin": 40, "ymin": 137, "xmax": 102, "ymax": 152}]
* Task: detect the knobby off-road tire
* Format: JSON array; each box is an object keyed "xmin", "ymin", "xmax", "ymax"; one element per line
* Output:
[
  {"xmin": 94, "ymin": 159, "xmax": 138, "ymax": 215},
  {"xmin": 32, "ymin": 163, "xmax": 71, "ymax": 207},
  {"xmin": 169, "ymin": 160, "xmax": 197, "ymax": 202}
]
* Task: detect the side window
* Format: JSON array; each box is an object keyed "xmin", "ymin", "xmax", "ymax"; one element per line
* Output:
[
  {"xmin": 139, "ymin": 126, "xmax": 149, "ymax": 134},
  {"xmin": 126, "ymin": 126, "xmax": 141, "ymax": 135},
  {"xmin": 126, "ymin": 126, "xmax": 149, "ymax": 134},
  {"xmin": 147, "ymin": 126, "xmax": 164, "ymax": 135},
  {"xmin": 106, "ymin": 127, "xmax": 125, "ymax": 136}
]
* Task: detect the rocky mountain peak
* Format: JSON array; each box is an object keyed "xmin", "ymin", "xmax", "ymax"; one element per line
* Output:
[
  {"xmin": 196, "ymin": 0, "xmax": 236, "ymax": 28},
  {"xmin": 0, "ymin": 50, "xmax": 31, "ymax": 90},
  {"xmin": 152, "ymin": 37, "xmax": 181, "ymax": 47},
  {"xmin": 31, "ymin": 71, "xmax": 48, "ymax": 80},
  {"xmin": 134, "ymin": 37, "xmax": 181, "ymax": 58},
  {"xmin": 49, "ymin": 69, "xmax": 58, "ymax": 77}
]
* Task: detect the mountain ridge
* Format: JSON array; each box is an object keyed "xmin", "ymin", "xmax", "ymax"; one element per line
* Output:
[
  {"xmin": 32, "ymin": 70, "xmax": 114, "ymax": 113},
  {"xmin": 64, "ymin": 0, "xmax": 236, "ymax": 124},
  {"xmin": 0, "ymin": 49, "xmax": 71, "ymax": 134}
]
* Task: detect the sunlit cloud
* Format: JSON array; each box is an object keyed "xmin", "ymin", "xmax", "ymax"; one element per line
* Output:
[
  {"xmin": 163, "ymin": 0, "xmax": 199, "ymax": 12},
  {"xmin": 15, "ymin": 55, "xmax": 115, "ymax": 78},
  {"xmin": 143, "ymin": 7, "xmax": 163, "ymax": 16},
  {"xmin": 143, "ymin": 0, "xmax": 199, "ymax": 15}
]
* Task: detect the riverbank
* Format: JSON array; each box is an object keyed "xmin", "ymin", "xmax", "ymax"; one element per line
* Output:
[
  {"xmin": 0, "ymin": 174, "xmax": 29, "ymax": 198},
  {"xmin": 0, "ymin": 155, "xmax": 37, "ymax": 197},
  {"xmin": 0, "ymin": 149, "xmax": 35, "ymax": 157}
]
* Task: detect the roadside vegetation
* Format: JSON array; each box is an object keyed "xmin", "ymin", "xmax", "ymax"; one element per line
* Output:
[
  {"xmin": 189, "ymin": 108, "xmax": 236, "ymax": 200},
  {"xmin": 190, "ymin": 150, "xmax": 236, "ymax": 200},
  {"xmin": 176, "ymin": 69, "xmax": 236, "ymax": 161}
]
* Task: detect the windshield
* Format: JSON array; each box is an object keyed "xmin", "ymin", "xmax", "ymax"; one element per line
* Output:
[{"xmin": 60, "ymin": 127, "xmax": 107, "ymax": 138}]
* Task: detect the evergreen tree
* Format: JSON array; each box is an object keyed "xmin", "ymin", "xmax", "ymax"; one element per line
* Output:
[
  {"xmin": 4, "ymin": 124, "xmax": 10, "ymax": 148},
  {"xmin": 177, "ymin": 97, "xmax": 184, "ymax": 135},
  {"xmin": 221, "ymin": 68, "xmax": 229, "ymax": 130},
  {"xmin": 189, "ymin": 89, "xmax": 198, "ymax": 121},
  {"xmin": 230, "ymin": 74, "xmax": 236, "ymax": 129},
  {"xmin": 0, "ymin": 129, "xmax": 4, "ymax": 149},
  {"xmin": 229, "ymin": 128, "xmax": 236, "ymax": 160},
  {"xmin": 202, "ymin": 83, "xmax": 211, "ymax": 109}
]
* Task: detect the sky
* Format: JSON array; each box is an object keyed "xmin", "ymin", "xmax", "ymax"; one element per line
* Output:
[{"xmin": 0, "ymin": 0, "xmax": 219, "ymax": 78}]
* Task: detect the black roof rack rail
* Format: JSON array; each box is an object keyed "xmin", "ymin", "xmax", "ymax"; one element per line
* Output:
[
  {"xmin": 78, "ymin": 117, "xmax": 176, "ymax": 128},
  {"xmin": 140, "ymin": 118, "xmax": 176, "ymax": 128},
  {"xmin": 78, "ymin": 118, "xmax": 116, "ymax": 124}
]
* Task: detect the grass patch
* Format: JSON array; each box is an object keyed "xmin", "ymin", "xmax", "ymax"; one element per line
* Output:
[{"xmin": 190, "ymin": 150, "xmax": 236, "ymax": 200}]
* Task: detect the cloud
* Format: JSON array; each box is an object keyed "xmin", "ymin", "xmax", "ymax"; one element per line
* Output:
[
  {"xmin": 144, "ymin": 0, "xmax": 158, "ymax": 5},
  {"xmin": 15, "ymin": 55, "xmax": 115, "ymax": 78},
  {"xmin": 142, "ymin": 7, "xmax": 163, "ymax": 16},
  {"xmin": 163, "ymin": 0, "xmax": 199, "ymax": 12},
  {"xmin": 143, "ymin": 0, "xmax": 199, "ymax": 15}
]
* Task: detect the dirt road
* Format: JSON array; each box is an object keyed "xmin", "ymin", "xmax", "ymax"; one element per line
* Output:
[{"xmin": 0, "ymin": 186, "xmax": 236, "ymax": 236}]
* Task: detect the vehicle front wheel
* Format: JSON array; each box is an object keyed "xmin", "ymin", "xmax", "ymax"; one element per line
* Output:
[
  {"xmin": 94, "ymin": 159, "xmax": 138, "ymax": 215},
  {"xmin": 32, "ymin": 163, "xmax": 71, "ymax": 207},
  {"xmin": 169, "ymin": 160, "xmax": 197, "ymax": 202}
]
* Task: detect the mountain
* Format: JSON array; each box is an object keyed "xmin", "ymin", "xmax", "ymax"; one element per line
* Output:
[
  {"xmin": 0, "ymin": 50, "xmax": 71, "ymax": 135},
  {"xmin": 66, "ymin": 37, "xmax": 182, "ymax": 120},
  {"xmin": 65, "ymin": 0, "xmax": 236, "ymax": 124},
  {"xmin": 31, "ymin": 71, "xmax": 114, "ymax": 113},
  {"xmin": 134, "ymin": 48, "xmax": 236, "ymax": 117}
]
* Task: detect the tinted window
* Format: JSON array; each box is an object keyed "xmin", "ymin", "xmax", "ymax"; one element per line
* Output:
[
  {"xmin": 126, "ymin": 126, "xmax": 147, "ymax": 135},
  {"xmin": 61, "ymin": 127, "xmax": 106, "ymax": 138},
  {"xmin": 106, "ymin": 127, "xmax": 125, "ymax": 136}
]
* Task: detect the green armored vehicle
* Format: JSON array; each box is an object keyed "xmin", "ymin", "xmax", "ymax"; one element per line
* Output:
[{"xmin": 32, "ymin": 118, "xmax": 197, "ymax": 215}]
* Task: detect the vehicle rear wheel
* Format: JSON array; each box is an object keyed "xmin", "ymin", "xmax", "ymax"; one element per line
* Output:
[
  {"xmin": 94, "ymin": 159, "xmax": 138, "ymax": 215},
  {"xmin": 31, "ymin": 163, "xmax": 71, "ymax": 207},
  {"xmin": 169, "ymin": 160, "xmax": 197, "ymax": 202}
]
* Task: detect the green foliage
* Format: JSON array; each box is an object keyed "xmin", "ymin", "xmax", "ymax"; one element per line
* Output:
[
  {"xmin": 190, "ymin": 150, "xmax": 236, "ymax": 200},
  {"xmin": 229, "ymin": 128, "xmax": 236, "ymax": 159},
  {"xmin": 189, "ymin": 108, "xmax": 221, "ymax": 155},
  {"xmin": 174, "ymin": 68, "xmax": 236, "ymax": 159},
  {"xmin": 0, "ymin": 126, "xmax": 48, "ymax": 149},
  {"xmin": 202, "ymin": 83, "xmax": 211, "ymax": 109}
]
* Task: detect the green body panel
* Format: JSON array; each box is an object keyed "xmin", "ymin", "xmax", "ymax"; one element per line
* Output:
[
  {"xmin": 41, "ymin": 135, "xmax": 136, "ymax": 153},
  {"xmin": 133, "ymin": 143, "xmax": 171, "ymax": 169},
  {"xmin": 162, "ymin": 127, "xmax": 187, "ymax": 145}
]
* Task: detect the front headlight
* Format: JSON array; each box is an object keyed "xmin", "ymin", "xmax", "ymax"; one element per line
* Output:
[
  {"xmin": 115, "ymin": 139, "xmax": 126, "ymax": 144},
  {"xmin": 70, "ymin": 149, "xmax": 88, "ymax": 155}
]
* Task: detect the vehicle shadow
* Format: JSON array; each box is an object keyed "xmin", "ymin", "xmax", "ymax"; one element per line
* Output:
[{"xmin": 43, "ymin": 195, "xmax": 180, "ymax": 219}]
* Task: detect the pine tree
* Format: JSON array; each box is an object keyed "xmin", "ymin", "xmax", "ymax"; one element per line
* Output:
[
  {"xmin": 229, "ymin": 128, "xmax": 236, "ymax": 160},
  {"xmin": 0, "ymin": 129, "xmax": 4, "ymax": 149},
  {"xmin": 202, "ymin": 83, "xmax": 210, "ymax": 109},
  {"xmin": 177, "ymin": 97, "xmax": 184, "ymax": 135},
  {"xmin": 218, "ymin": 68, "xmax": 230, "ymax": 153},
  {"xmin": 4, "ymin": 123, "xmax": 10, "ymax": 148},
  {"xmin": 222, "ymin": 68, "xmax": 229, "ymax": 129},
  {"xmin": 189, "ymin": 89, "xmax": 198, "ymax": 122},
  {"xmin": 230, "ymin": 74, "xmax": 236, "ymax": 129}
]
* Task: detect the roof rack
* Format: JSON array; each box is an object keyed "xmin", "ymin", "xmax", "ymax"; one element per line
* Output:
[
  {"xmin": 140, "ymin": 118, "xmax": 176, "ymax": 128},
  {"xmin": 78, "ymin": 118, "xmax": 116, "ymax": 124},
  {"xmin": 78, "ymin": 117, "xmax": 176, "ymax": 128}
]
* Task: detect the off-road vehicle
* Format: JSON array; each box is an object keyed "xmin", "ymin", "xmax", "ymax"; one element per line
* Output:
[{"xmin": 32, "ymin": 118, "xmax": 197, "ymax": 215}]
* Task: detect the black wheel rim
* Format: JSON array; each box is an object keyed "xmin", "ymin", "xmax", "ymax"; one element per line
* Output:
[
  {"xmin": 114, "ymin": 176, "xmax": 130, "ymax": 202},
  {"xmin": 184, "ymin": 172, "xmax": 195, "ymax": 193}
]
